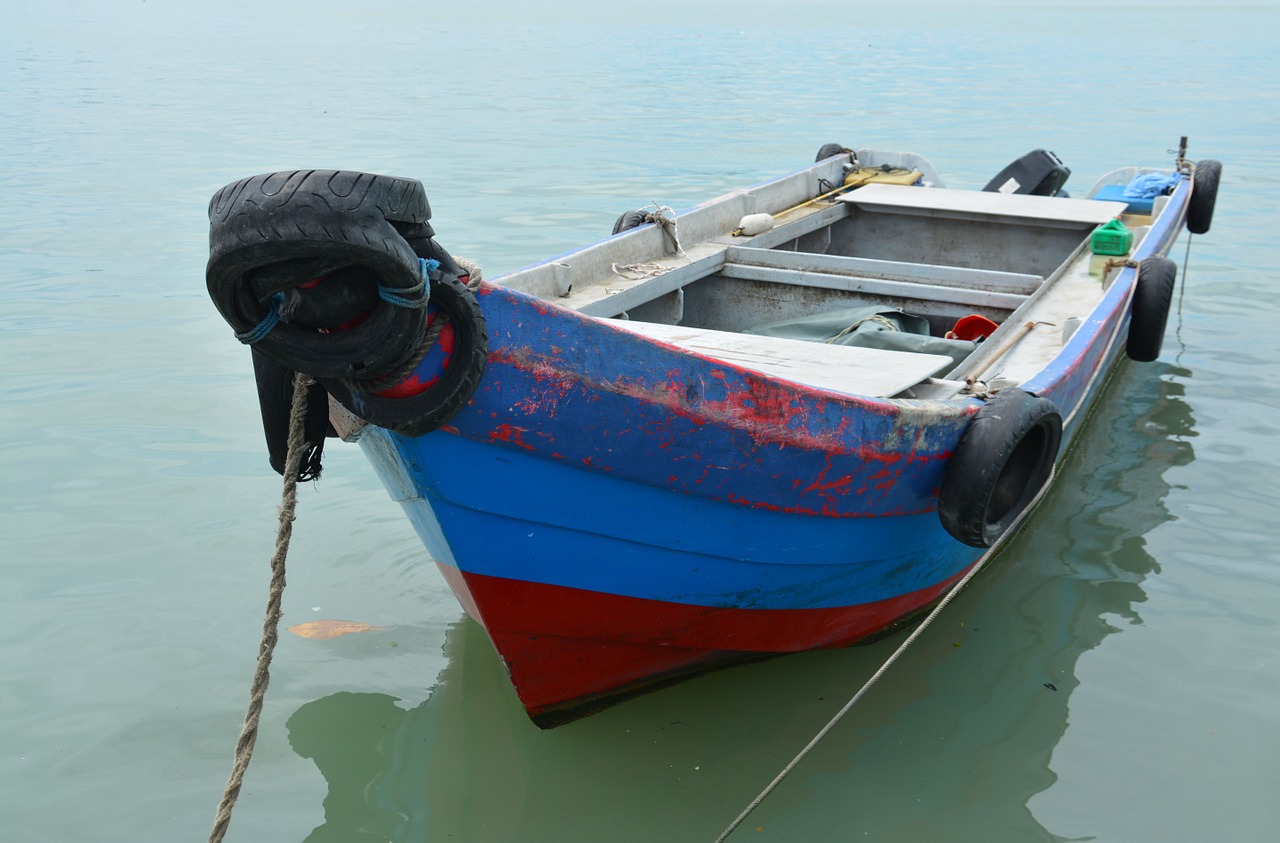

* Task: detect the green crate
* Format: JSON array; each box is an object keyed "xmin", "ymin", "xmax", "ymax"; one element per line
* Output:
[{"xmin": 1091, "ymin": 218, "xmax": 1133, "ymax": 256}]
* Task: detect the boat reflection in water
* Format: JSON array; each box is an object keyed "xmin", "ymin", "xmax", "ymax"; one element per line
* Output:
[{"xmin": 285, "ymin": 359, "xmax": 1196, "ymax": 841}]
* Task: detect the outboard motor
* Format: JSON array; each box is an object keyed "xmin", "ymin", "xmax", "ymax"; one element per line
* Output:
[{"xmin": 983, "ymin": 149, "xmax": 1070, "ymax": 197}]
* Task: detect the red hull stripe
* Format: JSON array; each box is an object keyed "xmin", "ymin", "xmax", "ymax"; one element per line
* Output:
[{"xmin": 450, "ymin": 567, "xmax": 967, "ymax": 717}]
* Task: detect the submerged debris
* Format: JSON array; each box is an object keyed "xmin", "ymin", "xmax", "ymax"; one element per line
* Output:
[{"xmin": 287, "ymin": 620, "xmax": 387, "ymax": 639}]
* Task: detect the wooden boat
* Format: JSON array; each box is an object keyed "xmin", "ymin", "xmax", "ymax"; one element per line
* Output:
[{"xmin": 205, "ymin": 140, "xmax": 1221, "ymax": 727}]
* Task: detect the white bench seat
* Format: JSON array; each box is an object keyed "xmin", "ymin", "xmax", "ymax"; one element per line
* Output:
[
  {"xmin": 608, "ymin": 319, "xmax": 953, "ymax": 398},
  {"xmin": 840, "ymin": 183, "xmax": 1128, "ymax": 225}
]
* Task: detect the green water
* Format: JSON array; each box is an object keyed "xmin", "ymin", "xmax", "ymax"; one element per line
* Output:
[{"xmin": 3, "ymin": 2, "xmax": 1278, "ymax": 840}]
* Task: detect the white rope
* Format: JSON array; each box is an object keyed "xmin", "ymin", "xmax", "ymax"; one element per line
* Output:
[
  {"xmin": 713, "ymin": 467, "xmax": 1057, "ymax": 843},
  {"xmin": 642, "ymin": 202, "xmax": 687, "ymax": 257},
  {"xmin": 610, "ymin": 261, "xmax": 668, "ymax": 280},
  {"xmin": 825, "ymin": 314, "xmax": 899, "ymax": 344},
  {"xmin": 454, "ymin": 256, "xmax": 483, "ymax": 289},
  {"xmin": 608, "ymin": 204, "xmax": 686, "ymax": 280}
]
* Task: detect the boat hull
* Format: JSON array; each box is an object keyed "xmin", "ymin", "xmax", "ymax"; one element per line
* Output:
[
  {"xmin": 350, "ymin": 164, "xmax": 1192, "ymax": 725},
  {"xmin": 357, "ymin": 283, "xmax": 988, "ymax": 723}
]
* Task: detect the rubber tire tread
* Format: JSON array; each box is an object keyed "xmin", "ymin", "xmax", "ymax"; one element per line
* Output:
[
  {"xmin": 1126, "ymin": 257, "xmax": 1177, "ymax": 362},
  {"xmin": 815, "ymin": 143, "xmax": 852, "ymax": 162},
  {"xmin": 392, "ymin": 221, "xmax": 463, "ymax": 272},
  {"xmin": 207, "ymin": 170, "xmax": 430, "ymax": 380},
  {"xmin": 612, "ymin": 210, "xmax": 650, "ymax": 235},
  {"xmin": 1186, "ymin": 159, "xmax": 1221, "ymax": 235},
  {"xmin": 938, "ymin": 389, "xmax": 1063, "ymax": 548},
  {"xmin": 323, "ymin": 273, "xmax": 488, "ymax": 437}
]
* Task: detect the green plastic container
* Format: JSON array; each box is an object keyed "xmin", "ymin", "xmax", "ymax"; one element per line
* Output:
[{"xmin": 1091, "ymin": 218, "xmax": 1133, "ymax": 256}]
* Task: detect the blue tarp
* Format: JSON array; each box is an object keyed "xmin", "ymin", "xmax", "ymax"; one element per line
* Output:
[
  {"xmin": 1123, "ymin": 172, "xmax": 1181, "ymax": 199},
  {"xmin": 747, "ymin": 305, "xmax": 976, "ymax": 374}
]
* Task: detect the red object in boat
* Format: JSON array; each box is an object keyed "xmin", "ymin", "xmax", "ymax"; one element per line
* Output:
[{"xmin": 946, "ymin": 314, "xmax": 999, "ymax": 341}]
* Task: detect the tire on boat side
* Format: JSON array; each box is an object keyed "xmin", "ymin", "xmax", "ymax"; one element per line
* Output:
[
  {"xmin": 206, "ymin": 169, "xmax": 430, "ymax": 381},
  {"xmin": 611, "ymin": 210, "xmax": 650, "ymax": 235},
  {"xmin": 938, "ymin": 389, "xmax": 1063, "ymax": 548},
  {"xmin": 1125, "ymin": 256, "xmax": 1178, "ymax": 363},
  {"xmin": 815, "ymin": 143, "xmax": 852, "ymax": 162},
  {"xmin": 322, "ymin": 273, "xmax": 488, "ymax": 437},
  {"xmin": 1186, "ymin": 159, "xmax": 1222, "ymax": 235}
]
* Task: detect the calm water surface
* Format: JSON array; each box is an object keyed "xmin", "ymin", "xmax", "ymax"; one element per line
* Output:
[{"xmin": 3, "ymin": 2, "xmax": 1279, "ymax": 841}]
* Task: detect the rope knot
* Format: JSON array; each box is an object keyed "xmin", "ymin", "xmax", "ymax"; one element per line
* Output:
[{"xmin": 639, "ymin": 203, "xmax": 686, "ymax": 257}]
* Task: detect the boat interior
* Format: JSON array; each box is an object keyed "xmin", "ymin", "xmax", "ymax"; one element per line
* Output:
[{"xmin": 498, "ymin": 150, "xmax": 1171, "ymax": 400}]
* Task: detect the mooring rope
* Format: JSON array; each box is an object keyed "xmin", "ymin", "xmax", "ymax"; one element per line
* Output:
[
  {"xmin": 207, "ymin": 256, "xmax": 486, "ymax": 840},
  {"xmin": 208, "ymin": 371, "xmax": 314, "ymax": 843},
  {"xmin": 1174, "ymin": 234, "xmax": 1193, "ymax": 359},
  {"xmin": 714, "ymin": 466, "xmax": 1058, "ymax": 842}
]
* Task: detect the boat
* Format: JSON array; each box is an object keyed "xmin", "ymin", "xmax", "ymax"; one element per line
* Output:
[{"xmin": 205, "ymin": 139, "xmax": 1221, "ymax": 727}]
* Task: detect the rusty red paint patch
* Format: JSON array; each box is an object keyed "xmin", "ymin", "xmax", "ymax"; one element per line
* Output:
[{"xmin": 488, "ymin": 424, "xmax": 536, "ymax": 451}]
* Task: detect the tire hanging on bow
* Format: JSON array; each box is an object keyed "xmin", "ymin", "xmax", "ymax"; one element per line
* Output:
[
  {"xmin": 322, "ymin": 269, "xmax": 488, "ymax": 437},
  {"xmin": 207, "ymin": 169, "xmax": 487, "ymax": 456}
]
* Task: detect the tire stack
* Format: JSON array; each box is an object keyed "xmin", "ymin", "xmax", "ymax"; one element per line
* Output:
[{"xmin": 206, "ymin": 170, "xmax": 488, "ymax": 465}]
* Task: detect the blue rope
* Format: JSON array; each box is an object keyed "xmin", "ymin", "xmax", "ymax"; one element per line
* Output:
[
  {"xmin": 377, "ymin": 258, "xmax": 435, "ymax": 309},
  {"xmin": 236, "ymin": 292, "xmax": 285, "ymax": 344},
  {"xmin": 239, "ymin": 259, "xmax": 432, "ymax": 344}
]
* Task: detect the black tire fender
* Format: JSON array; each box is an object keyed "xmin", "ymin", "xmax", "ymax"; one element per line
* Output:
[
  {"xmin": 393, "ymin": 220, "xmax": 469, "ymax": 278},
  {"xmin": 323, "ymin": 273, "xmax": 488, "ymax": 437},
  {"xmin": 206, "ymin": 169, "xmax": 430, "ymax": 381},
  {"xmin": 939, "ymin": 389, "xmax": 1063, "ymax": 548},
  {"xmin": 1186, "ymin": 159, "xmax": 1222, "ymax": 235},
  {"xmin": 1126, "ymin": 257, "xmax": 1177, "ymax": 363},
  {"xmin": 612, "ymin": 210, "xmax": 650, "ymax": 235},
  {"xmin": 815, "ymin": 143, "xmax": 853, "ymax": 162}
]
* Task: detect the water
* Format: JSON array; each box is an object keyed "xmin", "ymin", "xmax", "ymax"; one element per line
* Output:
[{"xmin": 3, "ymin": 2, "xmax": 1279, "ymax": 840}]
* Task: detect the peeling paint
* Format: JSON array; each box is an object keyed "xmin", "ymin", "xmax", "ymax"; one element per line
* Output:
[
  {"xmin": 488, "ymin": 423, "xmax": 537, "ymax": 451},
  {"xmin": 437, "ymin": 285, "xmax": 976, "ymax": 518}
]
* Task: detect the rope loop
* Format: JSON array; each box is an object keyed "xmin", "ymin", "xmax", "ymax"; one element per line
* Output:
[
  {"xmin": 640, "ymin": 203, "xmax": 686, "ymax": 257},
  {"xmin": 454, "ymin": 256, "xmax": 483, "ymax": 290},
  {"xmin": 376, "ymin": 258, "xmax": 434, "ymax": 309}
]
